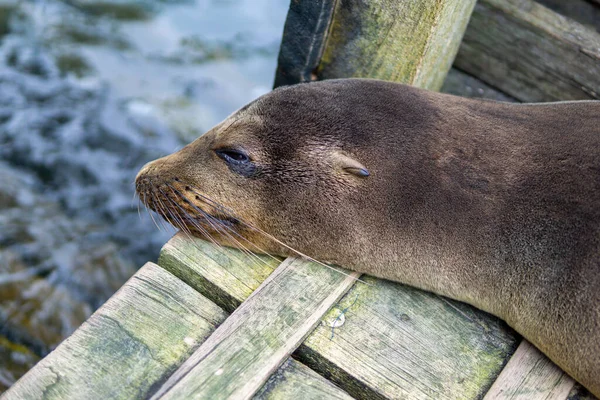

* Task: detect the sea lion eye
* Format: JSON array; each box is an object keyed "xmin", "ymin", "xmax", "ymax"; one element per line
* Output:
[
  {"xmin": 215, "ymin": 149, "xmax": 250, "ymax": 164},
  {"xmin": 214, "ymin": 148, "xmax": 258, "ymax": 178}
]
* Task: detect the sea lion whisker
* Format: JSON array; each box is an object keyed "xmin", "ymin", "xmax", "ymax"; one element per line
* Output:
[
  {"xmin": 239, "ymin": 220, "xmax": 372, "ymax": 286},
  {"xmin": 163, "ymin": 193, "xmax": 274, "ymax": 274},
  {"xmin": 185, "ymin": 187, "xmax": 370, "ymax": 285},
  {"xmin": 155, "ymin": 187, "xmax": 194, "ymax": 236},
  {"xmin": 144, "ymin": 191, "xmax": 165, "ymax": 232},
  {"xmin": 169, "ymin": 185, "xmax": 280, "ymax": 262},
  {"xmin": 166, "ymin": 185, "xmax": 275, "ymax": 269},
  {"xmin": 137, "ymin": 196, "xmax": 143, "ymax": 221},
  {"xmin": 152, "ymin": 189, "xmax": 177, "ymax": 233},
  {"xmin": 159, "ymin": 187, "xmax": 227, "ymax": 251}
]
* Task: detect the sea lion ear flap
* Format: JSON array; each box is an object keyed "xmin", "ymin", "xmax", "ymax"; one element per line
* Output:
[{"xmin": 331, "ymin": 151, "xmax": 370, "ymax": 178}]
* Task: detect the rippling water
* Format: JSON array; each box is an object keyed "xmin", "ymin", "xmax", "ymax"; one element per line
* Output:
[{"xmin": 0, "ymin": 0, "xmax": 288, "ymax": 390}]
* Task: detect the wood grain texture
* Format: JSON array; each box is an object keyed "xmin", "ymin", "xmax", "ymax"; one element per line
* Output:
[
  {"xmin": 152, "ymin": 256, "xmax": 360, "ymax": 399},
  {"xmin": 1, "ymin": 262, "xmax": 227, "ymax": 400},
  {"xmin": 158, "ymin": 237, "xmax": 519, "ymax": 400},
  {"xmin": 442, "ymin": 68, "xmax": 517, "ymax": 103},
  {"xmin": 536, "ymin": 0, "xmax": 600, "ymax": 32},
  {"xmin": 296, "ymin": 276, "xmax": 519, "ymax": 400},
  {"xmin": 253, "ymin": 358, "xmax": 353, "ymax": 400},
  {"xmin": 483, "ymin": 340, "xmax": 575, "ymax": 400},
  {"xmin": 274, "ymin": 0, "xmax": 476, "ymax": 91},
  {"xmin": 273, "ymin": 0, "xmax": 336, "ymax": 87},
  {"xmin": 159, "ymin": 233, "xmax": 280, "ymax": 313},
  {"xmin": 456, "ymin": 0, "xmax": 600, "ymax": 102}
]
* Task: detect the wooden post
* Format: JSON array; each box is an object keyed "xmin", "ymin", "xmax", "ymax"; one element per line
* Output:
[{"xmin": 275, "ymin": 0, "xmax": 477, "ymax": 90}]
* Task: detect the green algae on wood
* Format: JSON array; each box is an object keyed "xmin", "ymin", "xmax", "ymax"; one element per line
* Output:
[
  {"xmin": 275, "ymin": 0, "xmax": 477, "ymax": 91},
  {"xmin": 151, "ymin": 257, "xmax": 360, "ymax": 399},
  {"xmin": 296, "ymin": 276, "xmax": 519, "ymax": 400},
  {"xmin": 158, "ymin": 236, "xmax": 520, "ymax": 400},
  {"xmin": 1, "ymin": 262, "xmax": 227, "ymax": 400}
]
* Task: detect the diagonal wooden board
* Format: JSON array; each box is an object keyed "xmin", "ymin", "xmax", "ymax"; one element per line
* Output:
[
  {"xmin": 1, "ymin": 262, "xmax": 227, "ymax": 400},
  {"xmin": 456, "ymin": 0, "xmax": 600, "ymax": 102},
  {"xmin": 0, "ymin": 261, "xmax": 353, "ymax": 400},
  {"xmin": 484, "ymin": 340, "xmax": 574, "ymax": 400},
  {"xmin": 151, "ymin": 256, "xmax": 360, "ymax": 399}
]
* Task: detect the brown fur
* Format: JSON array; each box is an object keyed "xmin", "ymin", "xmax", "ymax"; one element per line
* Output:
[{"xmin": 136, "ymin": 79, "xmax": 600, "ymax": 396}]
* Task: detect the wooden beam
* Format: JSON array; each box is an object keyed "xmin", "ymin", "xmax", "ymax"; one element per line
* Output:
[
  {"xmin": 273, "ymin": 0, "xmax": 336, "ymax": 87},
  {"xmin": 151, "ymin": 255, "xmax": 359, "ymax": 399},
  {"xmin": 275, "ymin": 0, "xmax": 477, "ymax": 91},
  {"xmin": 536, "ymin": 0, "xmax": 600, "ymax": 32},
  {"xmin": 158, "ymin": 234, "xmax": 280, "ymax": 313},
  {"xmin": 483, "ymin": 340, "xmax": 575, "ymax": 400},
  {"xmin": 456, "ymin": 0, "xmax": 600, "ymax": 102},
  {"xmin": 442, "ymin": 68, "xmax": 518, "ymax": 103},
  {"xmin": 1, "ymin": 262, "xmax": 228, "ymax": 400}
]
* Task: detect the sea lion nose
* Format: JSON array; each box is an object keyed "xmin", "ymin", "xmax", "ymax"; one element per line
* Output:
[{"xmin": 135, "ymin": 160, "xmax": 162, "ymax": 194}]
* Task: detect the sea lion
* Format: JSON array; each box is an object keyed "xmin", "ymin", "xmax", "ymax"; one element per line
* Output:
[{"xmin": 136, "ymin": 78, "xmax": 600, "ymax": 396}]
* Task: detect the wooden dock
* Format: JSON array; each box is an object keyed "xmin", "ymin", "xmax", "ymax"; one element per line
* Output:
[{"xmin": 3, "ymin": 0, "xmax": 600, "ymax": 399}]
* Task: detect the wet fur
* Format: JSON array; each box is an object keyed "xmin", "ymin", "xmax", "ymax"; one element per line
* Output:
[{"xmin": 137, "ymin": 79, "xmax": 600, "ymax": 396}]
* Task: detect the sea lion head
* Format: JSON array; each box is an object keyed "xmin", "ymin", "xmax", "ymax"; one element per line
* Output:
[
  {"xmin": 135, "ymin": 79, "xmax": 423, "ymax": 261},
  {"xmin": 136, "ymin": 79, "xmax": 434, "ymax": 264}
]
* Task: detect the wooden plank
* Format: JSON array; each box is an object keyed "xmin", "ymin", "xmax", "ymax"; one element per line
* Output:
[
  {"xmin": 151, "ymin": 256, "xmax": 360, "ymax": 399},
  {"xmin": 275, "ymin": 0, "xmax": 477, "ymax": 91},
  {"xmin": 253, "ymin": 358, "xmax": 353, "ymax": 400},
  {"xmin": 536, "ymin": 0, "xmax": 600, "ymax": 32},
  {"xmin": 273, "ymin": 0, "xmax": 336, "ymax": 87},
  {"xmin": 3, "ymin": 257, "xmax": 359, "ymax": 400},
  {"xmin": 442, "ymin": 68, "xmax": 518, "ymax": 102},
  {"xmin": 456, "ymin": 0, "xmax": 600, "ymax": 102},
  {"xmin": 483, "ymin": 340, "xmax": 574, "ymax": 400},
  {"xmin": 297, "ymin": 276, "xmax": 518, "ymax": 400},
  {"xmin": 158, "ymin": 233, "xmax": 280, "ymax": 313},
  {"xmin": 159, "ymin": 236, "xmax": 519, "ymax": 399},
  {"xmin": 1, "ymin": 262, "xmax": 228, "ymax": 400}
]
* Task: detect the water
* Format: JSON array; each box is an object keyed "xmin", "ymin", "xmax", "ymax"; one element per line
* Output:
[{"xmin": 0, "ymin": 0, "xmax": 288, "ymax": 390}]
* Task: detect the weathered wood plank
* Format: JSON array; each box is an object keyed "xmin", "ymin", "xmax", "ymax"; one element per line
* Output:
[
  {"xmin": 1, "ymin": 262, "xmax": 227, "ymax": 400},
  {"xmin": 456, "ymin": 0, "xmax": 600, "ymax": 102},
  {"xmin": 159, "ymin": 236, "xmax": 519, "ymax": 400},
  {"xmin": 152, "ymin": 256, "xmax": 360, "ymax": 399},
  {"xmin": 275, "ymin": 0, "xmax": 477, "ymax": 91},
  {"xmin": 536, "ymin": 0, "xmax": 600, "ymax": 32},
  {"xmin": 273, "ymin": 0, "xmax": 336, "ymax": 87},
  {"xmin": 158, "ymin": 233, "xmax": 280, "ymax": 313},
  {"xmin": 253, "ymin": 358, "xmax": 354, "ymax": 400},
  {"xmin": 483, "ymin": 340, "xmax": 574, "ymax": 400},
  {"xmin": 442, "ymin": 68, "xmax": 518, "ymax": 103},
  {"xmin": 297, "ymin": 276, "xmax": 518, "ymax": 400}
]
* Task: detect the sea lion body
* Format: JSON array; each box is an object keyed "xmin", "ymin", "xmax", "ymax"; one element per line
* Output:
[{"xmin": 136, "ymin": 79, "xmax": 600, "ymax": 395}]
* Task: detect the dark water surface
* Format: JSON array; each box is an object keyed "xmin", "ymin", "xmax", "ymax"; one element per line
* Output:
[{"xmin": 0, "ymin": 0, "xmax": 288, "ymax": 390}]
